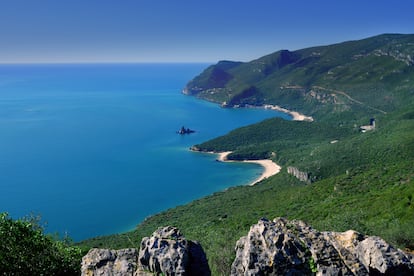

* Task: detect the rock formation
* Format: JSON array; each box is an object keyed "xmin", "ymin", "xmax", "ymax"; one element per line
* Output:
[
  {"xmin": 287, "ymin": 166, "xmax": 311, "ymax": 183},
  {"xmin": 81, "ymin": 248, "xmax": 138, "ymax": 276},
  {"xmin": 138, "ymin": 226, "xmax": 210, "ymax": 275},
  {"xmin": 177, "ymin": 126, "xmax": 195, "ymax": 134},
  {"xmin": 231, "ymin": 217, "xmax": 414, "ymax": 275},
  {"xmin": 81, "ymin": 226, "xmax": 210, "ymax": 276},
  {"xmin": 81, "ymin": 219, "xmax": 414, "ymax": 275}
]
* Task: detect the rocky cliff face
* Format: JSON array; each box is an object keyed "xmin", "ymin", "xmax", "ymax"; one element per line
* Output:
[
  {"xmin": 287, "ymin": 166, "xmax": 311, "ymax": 183},
  {"xmin": 82, "ymin": 219, "xmax": 414, "ymax": 275}
]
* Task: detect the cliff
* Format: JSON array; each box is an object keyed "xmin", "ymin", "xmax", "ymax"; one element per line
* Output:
[
  {"xmin": 287, "ymin": 166, "xmax": 311, "ymax": 183},
  {"xmin": 81, "ymin": 218, "xmax": 414, "ymax": 275}
]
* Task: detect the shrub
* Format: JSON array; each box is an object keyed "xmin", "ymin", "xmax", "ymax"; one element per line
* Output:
[{"xmin": 0, "ymin": 212, "xmax": 82, "ymax": 275}]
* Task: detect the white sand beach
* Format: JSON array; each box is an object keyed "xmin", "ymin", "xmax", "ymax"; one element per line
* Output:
[
  {"xmin": 217, "ymin": 151, "xmax": 281, "ymax": 186},
  {"xmin": 263, "ymin": 104, "xmax": 314, "ymax": 122}
]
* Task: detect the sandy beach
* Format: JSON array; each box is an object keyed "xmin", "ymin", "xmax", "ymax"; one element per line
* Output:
[
  {"xmin": 191, "ymin": 103, "xmax": 310, "ymax": 186},
  {"xmin": 263, "ymin": 104, "xmax": 314, "ymax": 122},
  {"xmin": 217, "ymin": 151, "xmax": 281, "ymax": 186}
]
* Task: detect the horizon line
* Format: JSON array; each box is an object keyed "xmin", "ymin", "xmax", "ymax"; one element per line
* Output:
[{"xmin": 0, "ymin": 61, "xmax": 216, "ymax": 65}]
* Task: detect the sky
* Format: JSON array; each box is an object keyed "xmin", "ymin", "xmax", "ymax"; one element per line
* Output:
[{"xmin": 0, "ymin": 0, "xmax": 413, "ymax": 63}]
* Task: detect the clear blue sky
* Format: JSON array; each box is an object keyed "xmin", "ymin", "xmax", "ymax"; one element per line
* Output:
[{"xmin": 0, "ymin": 0, "xmax": 413, "ymax": 63}]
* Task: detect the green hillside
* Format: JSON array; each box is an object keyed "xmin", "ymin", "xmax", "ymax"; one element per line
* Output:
[
  {"xmin": 184, "ymin": 34, "xmax": 414, "ymax": 121},
  {"xmin": 79, "ymin": 34, "xmax": 414, "ymax": 275}
]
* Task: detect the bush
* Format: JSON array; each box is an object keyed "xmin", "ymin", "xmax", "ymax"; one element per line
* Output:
[{"xmin": 0, "ymin": 213, "xmax": 82, "ymax": 275}]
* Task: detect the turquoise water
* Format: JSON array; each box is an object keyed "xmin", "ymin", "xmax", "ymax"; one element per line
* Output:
[{"xmin": 0, "ymin": 64, "xmax": 290, "ymax": 240}]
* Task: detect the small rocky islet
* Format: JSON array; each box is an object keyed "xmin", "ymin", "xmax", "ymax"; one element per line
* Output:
[{"xmin": 177, "ymin": 126, "xmax": 195, "ymax": 135}]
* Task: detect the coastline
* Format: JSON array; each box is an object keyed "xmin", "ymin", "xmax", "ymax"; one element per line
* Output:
[
  {"xmin": 187, "ymin": 103, "xmax": 311, "ymax": 186},
  {"xmin": 262, "ymin": 104, "xmax": 314, "ymax": 122},
  {"xmin": 216, "ymin": 151, "xmax": 281, "ymax": 186}
]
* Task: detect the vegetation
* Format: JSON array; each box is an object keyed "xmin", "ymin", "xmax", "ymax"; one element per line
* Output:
[
  {"xmin": 78, "ymin": 34, "xmax": 414, "ymax": 275},
  {"xmin": 0, "ymin": 213, "xmax": 83, "ymax": 275},
  {"xmin": 184, "ymin": 34, "xmax": 414, "ymax": 121},
  {"xmin": 79, "ymin": 102, "xmax": 414, "ymax": 275}
]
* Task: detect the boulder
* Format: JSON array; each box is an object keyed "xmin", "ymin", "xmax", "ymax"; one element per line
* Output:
[
  {"xmin": 137, "ymin": 226, "xmax": 210, "ymax": 275},
  {"xmin": 231, "ymin": 217, "xmax": 414, "ymax": 275},
  {"xmin": 356, "ymin": 236, "xmax": 414, "ymax": 275},
  {"xmin": 81, "ymin": 226, "xmax": 210, "ymax": 276},
  {"xmin": 81, "ymin": 248, "xmax": 138, "ymax": 276}
]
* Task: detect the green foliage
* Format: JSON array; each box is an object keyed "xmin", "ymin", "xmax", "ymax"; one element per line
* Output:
[
  {"xmin": 309, "ymin": 256, "xmax": 317, "ymax": 273},
  {"xmin": 0, "ymin": 213, "xmax": 83, "ymax": 275}
]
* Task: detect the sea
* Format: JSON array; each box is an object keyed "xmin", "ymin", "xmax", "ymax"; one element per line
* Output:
[{"xmin": 0, "ymin": 63, "xmax": 290, "ymax": 241}]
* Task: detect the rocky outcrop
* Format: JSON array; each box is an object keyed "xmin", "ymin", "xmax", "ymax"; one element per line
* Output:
[
  {"xmin": 231, "ymin": 217, "xmax": 414, "ymax": 275},
  {"xmin": 287, "ymin": 166, "xmax": 311, "ymax": 183},
  {"xmin": 81, "ymin": 226, "xmax": 210, "ymax": 276},
  {"xmin": 81, "ymin": 248, "xmax": 138, "ymax": 276},
  {"xmin": 138, "ymin": 226, "xmax": 210, "ymax": 275},
  {"xmin": 177, "ymin": 126, "xmax": 195, "ymax": 135},
  {"xmin": 82, "ymin": 220, "xmax": 414, "ymax": 275}
]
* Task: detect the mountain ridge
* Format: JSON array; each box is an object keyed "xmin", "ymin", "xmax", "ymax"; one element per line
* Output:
[{"xmin": 184, "ymin": 33, "xmax": 414, "ymax": 120}]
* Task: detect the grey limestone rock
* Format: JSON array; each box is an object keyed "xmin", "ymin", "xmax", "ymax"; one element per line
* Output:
[
  {"xmin": 81, "ymin": 226, "xmax": 210, "ymax": 276},
  {"xmin": 287, "ymin": 166, "xmax": 311, "ymax": 183},
  {"xmin": 231, "ymin": 217, "xmax": 414, "ymax": 275},
  {"xmin": 137, "ymin": 226, "xmax": 210, "ymax": 276},
  {"xmin": 231, "ymin": 218, "xmax": 312, "ymax": 275},
  {"xmin": 81, "ymin": 220, "xmax": 413, "ymax": 276},
  {"xmin": 356, "ymin": 236, "xmax": 414, "ymax": 274},
  {"xmin": 81, "ymin": 248, "xmax": 138, "ymax": 276}
]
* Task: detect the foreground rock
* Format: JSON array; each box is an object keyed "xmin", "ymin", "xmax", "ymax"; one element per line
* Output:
[
  {"xmin": 81, "ymin": 248, "xmax": 138, "ymax": 275},
  {"xmin": 81, "ymin": 226, "xmax": 210, "ymax": 276},
  {"xmin": 81, "ymin": 219, "xmax": 414, "ymax": 275},
  {"xmin": 231, "ymin": 217, "xmax": 414, "ymax": 275},
  {"xmin": 138, "ymin": 226, "xmax": 210, "ymax": 275}
]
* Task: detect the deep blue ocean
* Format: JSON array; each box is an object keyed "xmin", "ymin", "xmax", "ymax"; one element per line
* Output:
[{"xmin": 0, "ymin": 63, "xmax": 290, "ymax": 240}]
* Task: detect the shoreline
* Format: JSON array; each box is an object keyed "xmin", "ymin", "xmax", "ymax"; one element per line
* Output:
[
  {"xmin": 262, "ymin": 104, "xmax": 314, "ymax": 122},
  {"xmin": 216, "ymin": 151, "xmax": 281, "ymax": 186}
]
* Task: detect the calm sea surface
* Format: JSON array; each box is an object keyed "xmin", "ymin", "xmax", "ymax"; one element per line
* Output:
[{"xmin": 0, "ymin": 63, "xmax": 290, "ymax": 240}]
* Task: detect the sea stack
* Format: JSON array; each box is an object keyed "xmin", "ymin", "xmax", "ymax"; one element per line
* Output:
[{"xmin": 177, "ymin": 126, "xmax": 195, "ymax": 134}]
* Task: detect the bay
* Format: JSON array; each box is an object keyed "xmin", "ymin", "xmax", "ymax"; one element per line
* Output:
[{"xmin": 0, "ymin": 63, "xmax": 290, "ymax": 240}]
